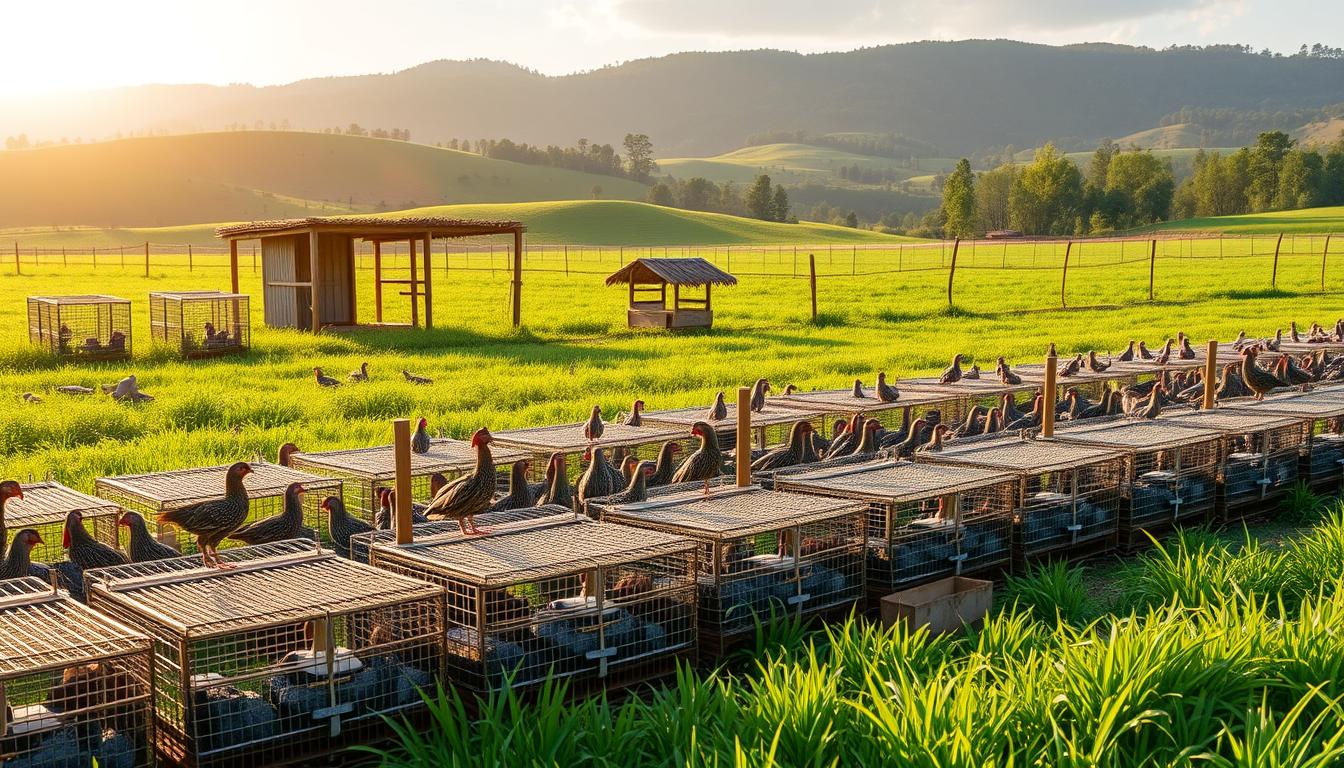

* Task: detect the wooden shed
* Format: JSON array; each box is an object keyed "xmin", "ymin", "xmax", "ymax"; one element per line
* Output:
[
  {"xmin": 216, "ymin": 216, "xmax": 525, "ymax": 331},
  {"xmin": 605, "ymin": 257, "xmax": 736, "ymax": 329}
]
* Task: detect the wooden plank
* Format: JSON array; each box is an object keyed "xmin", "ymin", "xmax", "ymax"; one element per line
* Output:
[
  {"xmin": 423, "ymin": 233, "xmax": 433, "ymax": 330},
  {"xmin": 309, "ymin": 229, "xmax": 321, "ymax": 332},
  {"xmin": 374, "ymin": 240, "xmax": 383, "ymax": 323},
  {"xmin": 512, "ymin": 229, "xmax": 523, "ymax": 327},
  {"xmin": 736, "ymin": 387, "xmax": 751, "ymax": 487},
  {"xmin": 408, "ymin": 238, "xmax": 419, "ymax": 328},
  {"xmin": 230, "ymin": 240, "xmax": 239, "ymax": 292}
]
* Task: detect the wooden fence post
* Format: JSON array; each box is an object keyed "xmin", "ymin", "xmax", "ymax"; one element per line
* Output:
[
  {"xmin": 1322, "ymin": 234, "xmax": 1332, "ymax": 292},
  {"xmin": 947, "ymin": 238, "xmax": 960, "ymax": 307},
  {"xmin": 92, "ymin": 247, "xmax": 96, "ymax": 268},
  {"xmin": 187, "ymin": 244, "xmax": 192, "ymax": 272},
  {"xmin": 62, "ymin": 247, "xmax": 66, "ymax": 267},
  {"xmin": 1042, "ymin": 353, "xmax": 1057, "ymax": 438},
  {"xmin": 144, "ymin": 242, "xmax": 150, "ymax": 277},
  {"xmin": 13, "ymin": 241, "xmax": 18, "ymax": 275},
  {"xmin": 1271, "ymin": 232, "xmax": 1284, "ymax": 288},
  {"xmin": 1203, "ymin": 340, "xmax": 1218, "ymax": 410},
  {"xmin": 393, "ymin": 418, "xmax": 413, "ymax": 544},
  {"xmin": 736, "ymin": 387, "xmax": 752, "ymax": 488},
  {"xmin": 808, "ymin": 254, "xmax": 818, "ymax": 322},
  {"xmin": 1148, "ymin": 239, "xmax": 1157, "ymax": 301},
  {"xmin": 1060, "ymin": 240, "xmax": 1073, "ymax": 308}
]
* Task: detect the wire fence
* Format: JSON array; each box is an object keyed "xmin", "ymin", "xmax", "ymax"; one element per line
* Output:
[{"xmin": 6, "ymin": 232, "xmax": 1340, "ymax": 313}]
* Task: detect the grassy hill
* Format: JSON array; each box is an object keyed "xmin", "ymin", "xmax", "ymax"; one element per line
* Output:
[
  {"xmin": 1, "ymin": 200, "xmax": 908, "ymax": 248},
  {"xmin": 0, "ymin": 131, "xmax": 649, "ymax": 228},
  {"xmin": 1112, "ymin": 123, "xmax": 1209, "ymax": 150},
  {"xmin": 1149, "ymin": 205, "xmax": 1344, "ymax": 234},
  {"xmin": 659, "ymin": 143, "xmax": 956, "ymax": 189}
]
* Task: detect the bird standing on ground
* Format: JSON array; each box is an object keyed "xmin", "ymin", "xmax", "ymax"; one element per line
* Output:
[
  {"xmin": 624, "ymin": 400, "xmax": 645, "ymax": 426},
  {"xmin": 1, "ymin": 529, "xmax": 43, "ymax": 580},
  {"xmin": 314, "ymin": 368, "xmax": 341, "ymax": 387},
  {"xmin": 411, "ymin": 417, "xmax": 432, "ymax": 454},
  {"xmin": 157, "ymin": 462, "xmax": 252, "ymax": 568},
  {"xmin": 403, "ymin": 369, "xmax": 433, "ymax": 385},
  {"xmin": 348, "ymin": 362, "xmax": 370, "ymax": 382},
  {"xmin": 119, "ymin": 511, "xmax": 181, "ymax": 562},
  {"xmin": 876, "ymin": 372, "xmax": 900, "ymax": 403},
  {"xmin": 324, "ymin": 496, "xmax": 373, "ymax": 558},
  {"xmin": 229, "ymin": 482, "xmax": 308, "ymax": 546},
  {"xmin": 706, "ymin": 392, "xmax": 729, "ymax": 421},
  {"xmin": 423, "ymin": 428, "xmax": 497, "ymax": 535},
  {"xmin": 940, "ymin": 354, "xmax": 963, "ymax": 384}
]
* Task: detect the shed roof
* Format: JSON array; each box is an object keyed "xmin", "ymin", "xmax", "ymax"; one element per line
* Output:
[
  {"xmin": 605, "ymin": 258, "xmax": 738, "ymax": 287},
  {"xmin": 216, "ymin": 215, "xmax": 524, "ymax": 241}
]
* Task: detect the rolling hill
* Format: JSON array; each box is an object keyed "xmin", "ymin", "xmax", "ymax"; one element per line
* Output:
[
  {"xmin": 658, "ymin": 143, "xmax": 955, "ymax": 188},
  {"xmin": 0, "ymin": 131, "xmax": 649, "ymax": 228},
  {"xmin": 1147, "ymin": 206, "xmax": 1344, "ymax": 234},
  {"xmin": 1, "ymin": 200, "xmax": 908, "ymax": 248},
  {"xmin": 5, "ymin": 42, "xmax": 1344, "ymax": 156}
]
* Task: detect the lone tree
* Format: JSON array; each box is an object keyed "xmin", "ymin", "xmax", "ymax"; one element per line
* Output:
[
  {"xmin": 942, "ymin": 158, "xmax": 977, "ymax": 238},
  {"xmin": 746, "ymin": 175, "xmax": 775, "ymax": 220},
  {"xmin": 623, "ymin": 133, "xmax": 658, "ymax": 182}
]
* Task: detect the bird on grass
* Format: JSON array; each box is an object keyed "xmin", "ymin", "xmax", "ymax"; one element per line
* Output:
[
  {"xmin": 876, "ymin": 372, "xmax": 900, "ymax": 403},
  {"xmin": 313, "ymin": 368, "xmax": 341, "ymax": 387},
  {"xmin": 1, "ymin": 529, "xmax": 43, "ymax": 581},
  {"xmin": 752, "ymin": 421, "xmax": 816, "ymax": 472},
  {"xmin": 411, "ymin": 417, "xmax": 432, "ymax": 454},
  {"xmin": 55, "ymin": 385, "xmax": 94, "ymax": 395},
  {"xmin": 939, "ymin": 354, "xmax": 963, "ymax": 384},
  {"xmin": 157, "ymin": 462, "xmax": 252, "ymax": 569},
  {"xmin": 119, "ymin": 511, "xmax": 181, "ymax": 562},
  {"xmin": 348, "ymin": 362, "xmax": 370, "ymax": 382},
  {"xmin": 624, "ymin": 399, "xmax": 645, "ymax": 426},
  {"xmin": 1241, "ymin": 347, "xmax": 1287, "ymax": 400},
  {"xmin": 672, "ymin": 421, "xmax": 725, "ymax": 494},
  {"xmin": 323, "ymin": 496, "xmax": 373, "ymax": 559},
  {"xmin": 229, "ymin": 482, "xmax": 308, "ymax": 546},
  {"xmin": 583, "ymin": 405, "xmax": 605, "ymax": 446},
  {"xmin": 21, "ymin": 392, "xmax": 43, "ymax": 403},
  {"xmin": 706, "ymin": 392, "xmax": 729, "ymax": 421},
  {"xmin": 403, "ymin": 369, "xmax": 433, "ymax": 385},
  {"xmin": 648, "ymin": 442, "xmax": 681, "ymax": 487},
  {"xmin": 749, "ymin": 379, "xmax": 771, "ymax": 412},
  {"xmin": 423, "ymin": 427, "xmax": 497, "ymax": 535}
]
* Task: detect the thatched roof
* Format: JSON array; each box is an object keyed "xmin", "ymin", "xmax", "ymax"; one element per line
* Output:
[
  {"xmin": 605, "ymin": 257, "xmax": 737, "ymax": 287},
  {"xmin": 216, "ymin": 215, "xmax": 524, "ymax": 241}
]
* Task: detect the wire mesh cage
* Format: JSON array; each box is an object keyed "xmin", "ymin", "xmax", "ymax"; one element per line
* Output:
[
  {"xmin": 590, "ymin": 484, "xmax": 865, "ymax": 656},
  {"xmin": 288, "ymin": 439, "xmax": 530, "ymax": 523},
  {"xmin": 1165, "ymin": 409, "xmax": 1305, "ymax": 518},
  {"xmin": 26, "ymin": 295, "xmax": 131, "ymax": 360},
  {"xmin": 918, "ymin": 434, "xmax": 1126, "ymax": 562},
  {"xmin": 0, "ymin": 577, "xmax": 154, "ymax": 768},
  {"xmin": 367, "ymin": 508, "xmax": 697, "ymax": 697},
  {"xmin": 1049, "ymin": 419, "xmax": 1223, "ymax": 551},
  {"xmin": 899, "ymin": 376, "xmax": 1041, "ymax": 429},
  {"xmin": 2, "ymin": 481, "xmax": 123, "ymax": 567},
  {"xmin": 95, "ymin": 464, "xmax": 341, "ymax": 553},
  {"xmin": 149, "ymin": 291, "xmax": 250, "ymax": 358},
  {"xmin": 347, "ymin": 506, "xmax": 563, "ymax": 565},
  {"xmin": 775, "ymin": 387, "xmax": 958, "ymax": 437},
  {"xmin": 1011, "ymin": 362, "xmax": 1139, "ymax": 403},
  {"xmin": 770, "ymin": 455, "xmax": 1018, "ymax": 596},
  {"xmin": 84, "ymin": 540, "xmax": 444, "ymax": 768},
  {"xmin": 493, "ymin": 421, "xmax": 693, "ymax": 484},
  {"xmin": 639, "ymin": 401, "xmax": 823, "ymax": 452},
  {"xmin": 1228, "ymin": 393, "xmax": 1344, "ymax": 493}
]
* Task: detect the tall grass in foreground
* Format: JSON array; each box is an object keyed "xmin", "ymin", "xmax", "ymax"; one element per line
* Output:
[{"xmin": 366, "ymin": 506, "xmax": 1344, "ymax": 767}]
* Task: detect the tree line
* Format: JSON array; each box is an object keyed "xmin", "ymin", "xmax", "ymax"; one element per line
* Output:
[
  {"xmin": 442, "ymin": 135, "xmax": 657, "ymax": 183},
  {"xmin": 1172, "ymin": 132, "xmax": 1344, "ymax": 218},
  {"xmin": 645, "ymin": 174, "xmax": 792, "ymax": 222}
]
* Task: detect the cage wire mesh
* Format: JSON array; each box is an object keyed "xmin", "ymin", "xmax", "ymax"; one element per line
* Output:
[
  {"xmin": 95, "ymin": 464, "xmax": 341, "ymax": 552},
  {"xmin": 367, "ymin": 510, "xmax": 696, "ymax": 696},
  {"xmin": 0, "ymin": 577, "xmax": 154, "ymax": 768},
  {"xmin": 774, "ymin": 387, "xmax": 959, "ymax": 437},
  {"xmin": 771, "ymin": 455, "xmax": 1018, "ymax": 594},
  {"xmin": 347, "ymin": 506, "xmax": 566, "ymax": 564},
  {"xmin": 589, "ymin": 484, "xmax": 864, "ymax": 655},
  {"xmin": 1167, "ymin": 410, "xmax": 1305, "ymax": 517},
  {"xmin": 918, "ymin": 434, "xmax": 1125, "ymax": 561},
  {"xmin": 2, "ymin": 481, "xmax": 122, "ymax": 567},
  {"xmin": 26, "ymin": 295, "xmax": 131, "ymax": 360},
  {"xmin": 639, "ymin": 402, "xmax": 823, "ymax": 452},
  {"xmin": 289, "ymin": 438, "xmax": 531, "ymax": 524},
  {"xmin": 899, "ymin": 377, "xmax": 1041, "ymax": 428},
  {"xmin": 1228, "ymin": 393, "xmax": 1344, "ymax": 492},
  {"xmin": 1049, "ymin": 419, "xmax": 1223, "ymax": 551},
  {"xmin": 493, "ymin": 421, "xmax": 693, "ymax": 484},
  {"xmin": 149, "ymin": 291, "xmax": 250, "ymax": 358},
  {"xmin": 84, "ymin": 540, "xmax": 444, "ymax": 768}
]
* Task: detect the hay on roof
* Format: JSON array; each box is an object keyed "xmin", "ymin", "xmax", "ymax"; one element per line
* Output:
[{"xmin": 605, "ymin": 258, "xmax": 737, "ymax": 287}]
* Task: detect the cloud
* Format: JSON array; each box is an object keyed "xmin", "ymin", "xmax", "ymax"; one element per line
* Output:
[{"xmin": 612, "ymin": 0, "xmax": 1237, "ymax": 38}]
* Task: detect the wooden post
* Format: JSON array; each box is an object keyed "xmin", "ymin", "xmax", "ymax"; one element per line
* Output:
[
  {"xmin": 1060, "ymin": 240, "xmax": 1073, "ymax": 308},
  {"xmin": 309, "ymin": 230, "xmax": 321, "ymax": 332},
  {"xmin": 408, "ymin": 238, "xmax": 419, "ymax": 328},
  {"xmin": 145, "ymin": 242, "xmax": 151, "ymax": 278},
  {"xmin": 393, "ymin": 418, "xmax": 414, "ymax": 544},
  {"xmin": 1042, "ymin": 353, "xmax": 1057, "ymax": 438},
  {"xmin": 12, "ymin": 241, "xmax": 18, "ymax": 275},
  {"xmin": 1202, "ymin": 340, "xmax": 1218, "ymax": 410},
  {"xmin": 422, "ymin": 233, "xmax": 433, "ymax": 330},
  {"xmin": 736, "ymin": 387, "xmax": 751, "ymax": 487},
  {"xmin": 187, "ymin": 244, "xmax": 193, "ymax": 272},
  {"xmin": 252, "ymin": 245, "xmax": 257, "ymax": 273},
  {"xmin": 512, "ymin": 229, "xmax": 524, "ymax": 327},
  {"xmin": 1148, "ymin": 239, "xmax": 1157, "ymax": 301},
  {"xmin": 808, "ymin": 254, "xmax": 817, "ymax": 322},
  {"xmin": 373, "ymin": 241, "xmax": 383, "ymax": 323},
  {"xmin": 1322, "ymin": 234, "xmax": 1332, "ymax": 292},
  {"xmin": 229, "ymin": 240, "xmax": 239, "ymax": 291},
  {"xmin": 947, "ymin": 238, "xmax": 960, "ymax": 307},
  {"xmin": 1271, "ymin": 232, "xmax": 1284, "ymax": 288},
  {"xmin": 92, "ymin": 247, "xmax": 96, "ymax": 268}
]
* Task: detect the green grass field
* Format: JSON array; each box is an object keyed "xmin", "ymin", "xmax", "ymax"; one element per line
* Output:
[
  {"xmin": 658, "ymin": 143, "xmax": 956, "ymax": 189},
  {"xmin": 1152, "ymin": 205, "xmax": 1344, "ymax": 234}
]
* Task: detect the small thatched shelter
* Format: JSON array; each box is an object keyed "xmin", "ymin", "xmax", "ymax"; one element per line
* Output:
[
  {"xmin": 605, "ymin": 257, "xmax": 736, "ymax": 329},
  {"xmin": 217, "ymin": 216, "xmax": 525, "ymax": 331}
]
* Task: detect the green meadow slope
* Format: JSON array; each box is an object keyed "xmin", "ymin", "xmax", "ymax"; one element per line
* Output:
[
  {"xmin": 0, "ymin": 131, "xmax": 650, "ymax": 228},
  {"xmin": 1149, "ymin": 206, "xmax": 1344, "ymax": 234},
  {"xmin": 659, "ymin": 143, "xmax": 955, "ymax": 188}
]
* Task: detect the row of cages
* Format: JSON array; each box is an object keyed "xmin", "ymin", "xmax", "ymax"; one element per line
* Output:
[{"xmin": 25, "ymin": 293, "xmax": 250, "ymax": 361}]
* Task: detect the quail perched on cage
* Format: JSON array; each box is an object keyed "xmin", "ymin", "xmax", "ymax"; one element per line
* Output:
[
  {"xmin": 623, "ymin": 399, "xmax": 645, "ymax": 426},
  {"xmin": 1117, "ymin": 341, "xmax": 1137, "ymax": 362},
  {"xmin": 608, "ymin": 461, "xmax": 654, "ymax": 506},
  {"xmin": 1153, "ymin": 339, "xmax": 1175, "ymax": 365},
  {"xmin": 850, "ymin": 379, "xmax": 866, "ymax": 398},
  {"xmin": 229, "ymin": 483, "xmax": 308, "ymax": 547},
  {"xmin": 119, "ymin": 511, "xmax": 180, "ymax": 562},
  {"xmin": 582, "ymin": 404, "xmax": 605, "ymax": 446},
  {"xmin": 410, "ymin": 417, "xmax": 432, "ymax": 454},
  {"xmin": 578, "ymin": 448, "xmax": 618, "ymax": 506},
  {"xmin": 752, "ymin": 422, "xmax": 815, "ymax": 471},
  {"xmin": 1241, "ymin": 347, "xmax": 1287, "ymax": 401},
  {"xmin": 490, "ymin": 460, "xmax": 536, "ymax": 513},
  {"xmin": 423, "ymin": 427, "xmax": 497, "ymax": 535},
  {"xmin": 64, "ymin": 510, "xmax": 129, "ymax": 570},
  {"xmin": 706, "ymin": 391, "xmax": 728, "ymax": 421},
  {"xmin": 1, "ymin": 528, "xmax": 43, "ymax": 580},
  {"xmin": 647, "ymin": 442, "xmax": 680, "ymax": 488},
  {"xmin": 749, "ymin": 378, "xmax": 771, "ymax": 412},
  {"xmin": 939, "ymin": 354, "xmax": 963, "ymax": 384},
  {"xmin": 323, "ymin": 496, "xmax": 373, "ymax": 558},
  {"xmin": 876, "ymin": 371, "xmax": 900, "ymax": 403},
  {"xmin": 1178, "ymin": 333, "xmax": 1197, "ymax": 360},
  {"xmin": 157, "ymin": 462, "xmax": 253, "ymax": 568},
  {"xmin": 826, "ymin": 412, "xmax": 864, "ymax": 457},
  {"xmin": 672, "ymin": 421, "xmax": 725, "ymax": 493}
]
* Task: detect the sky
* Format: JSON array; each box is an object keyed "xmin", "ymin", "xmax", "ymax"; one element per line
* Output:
[{"xmin": 0, "ymin": 0, "xmax": 1336, "ymax": 98}]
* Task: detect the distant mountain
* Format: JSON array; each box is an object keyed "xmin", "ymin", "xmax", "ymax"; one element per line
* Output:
[
  {"xmin": 4, "ymin": 41, "xmax": 1344, "ymax": 156},
  {"xmin": 0, "ymin": 131, "xmax": 648, "ymax": 228}
]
